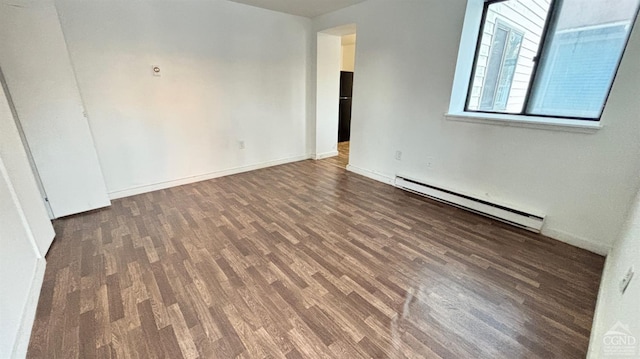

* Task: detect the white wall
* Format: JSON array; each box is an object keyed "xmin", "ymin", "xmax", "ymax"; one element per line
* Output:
[
  {"xmin": 588, "ymin": 186, "xmax": 640, "ymax": 357},
  {"xmin": 313, "ymin": 0, "xmax": 640, "ymax": 254},
  {"xmin": 587, "ymin": 17, "xmax": 640, "ymax": 355},
  {"xmin": 341, "ymin": 44, "xmax": 356, "ymax": 72},
  {"xmin": 55, "ymin": 0, "xmax": 311, "ymax": 198},
  {"xmin": 0, "ymin": 0, "xmax": 110, "ymax": 218},
  {"xmin": 0, "ymin": 80, "xmax": 53, "ymax": 359},
  {"xmin": 341, "ymin": 34, "xmax": 356, "ymax": 72},
  {"xmin": 315, "ymin": 33, "xmax": 341, "ymax": 158}
]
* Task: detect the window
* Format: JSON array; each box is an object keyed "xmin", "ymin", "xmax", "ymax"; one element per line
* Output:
[
  {"xmin": 479, "ymin": 20, "xmax": 524, "ymax": 111},
  {"xmin": 466, "ymin": 0, "xmax": 640, "ymax": 120}
]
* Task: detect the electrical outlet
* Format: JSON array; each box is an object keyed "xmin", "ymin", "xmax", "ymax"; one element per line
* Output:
[
  {"xmin": 395, "ymin": 151, "xmax": 402, "ymax": 161},
  {"xmin": 238, "ymin": 140, "xmax": 245, "ymax": 150},
  {"xmin": 620, "ymin": 266, "xmax": 634, "ymax": 294}
]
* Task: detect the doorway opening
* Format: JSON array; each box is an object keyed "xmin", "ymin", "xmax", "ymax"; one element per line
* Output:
[
  {"xmin": 338, "ymin": 33, "xmax": 355, "ymax": 168},
  {"xmin": 315, "ymin": 24, "xmax": 356, "ymax": 169}
]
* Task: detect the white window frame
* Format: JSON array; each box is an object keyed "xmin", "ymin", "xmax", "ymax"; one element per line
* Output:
[{"xmin": 447, "ymin": 0, "xmax": 639, "ymax": 132}]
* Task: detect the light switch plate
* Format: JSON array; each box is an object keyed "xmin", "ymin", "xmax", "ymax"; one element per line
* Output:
[{"xmin": 620, "ymin": 266, "xmax": 634, "ymax": 294}]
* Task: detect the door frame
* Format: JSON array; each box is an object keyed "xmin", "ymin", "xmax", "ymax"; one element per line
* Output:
[{"xmin": 314, "ymin": 24, "xmax": 356, "ymax": 162}]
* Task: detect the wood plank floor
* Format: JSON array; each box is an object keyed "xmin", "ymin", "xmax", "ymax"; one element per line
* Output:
[
  {"xmin": 27, "ymin": 158, "xmax": 604, "ymax": 359},
  {"xmin": 324, "ymin": 142, "xmax": 349, "ymax": 169}
]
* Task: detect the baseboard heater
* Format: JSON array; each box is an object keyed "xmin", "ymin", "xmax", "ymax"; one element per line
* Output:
[{"xmin": 394, "ymin": 176, "xmax": 545, "ymax": 232}]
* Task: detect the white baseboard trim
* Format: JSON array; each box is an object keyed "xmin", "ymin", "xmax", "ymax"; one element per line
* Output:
[
  {"xmin": 314, "ymin": 151, "xmax": 339, "ymax": 160},
  {"xmin": 542, "ymin": 227, "xmax": 611, "ymax": 256},
  {"xmin": 109, "ymin": 154, "xmax": 311, "ymax": 200},
  {"xmin": 12, "ymin": 258, "xmax": 46, "ymax": 359},
  {"xmin": 346, "ymin": 164, "xmax": 395, "ymax": 185}
]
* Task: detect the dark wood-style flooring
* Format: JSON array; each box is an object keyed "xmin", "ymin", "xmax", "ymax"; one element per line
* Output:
[{"xmin": 27, "ymin": 157, "xmax": 604, "ymax": 358}]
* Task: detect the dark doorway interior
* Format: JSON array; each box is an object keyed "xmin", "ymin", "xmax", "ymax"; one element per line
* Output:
[{"xmin": 338, "ymin": 71, "xmax": 353, "ymax": 143}]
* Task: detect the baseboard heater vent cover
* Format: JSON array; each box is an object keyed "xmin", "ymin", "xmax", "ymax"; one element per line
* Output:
[{"xmin": 394, "ymin": 176, "xmax": 545, "ymax": 232}]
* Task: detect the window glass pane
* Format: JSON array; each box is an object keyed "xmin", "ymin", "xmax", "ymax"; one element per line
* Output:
[
  {"xmin": 529, "ymin": 0, "xmax": 640, "ymax": 118},
  {"xmin": 480, "ymin": 26, "xmax": 509, "ymax": 110},
  {"xmin": 468, "ymin": 0, "xmax": 552, "ymax": 113},
  {"xmin": 494, "ymin": 29, "xmax": 524, "ymax": 110}
]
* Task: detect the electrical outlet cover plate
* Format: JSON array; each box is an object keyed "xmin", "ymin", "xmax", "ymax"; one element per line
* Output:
[{"xmin": 620, "ymin": 266, "xmax": 634, "ymax": 294}]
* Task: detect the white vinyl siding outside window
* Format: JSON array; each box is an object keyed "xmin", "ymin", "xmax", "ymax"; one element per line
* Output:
[{"xmin": 465, "ymin": 0, "xmax": 640, "ymax": 121}]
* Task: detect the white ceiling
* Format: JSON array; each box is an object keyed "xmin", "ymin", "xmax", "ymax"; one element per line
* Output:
[{"xmin": 227, "ymin": 0, "xmax": 368, "ymax": 18}]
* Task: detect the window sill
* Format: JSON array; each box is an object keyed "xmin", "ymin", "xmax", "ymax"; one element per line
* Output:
[{"xmin": 445, "ymin": 112, "xmax": 603, "ymax": 133}]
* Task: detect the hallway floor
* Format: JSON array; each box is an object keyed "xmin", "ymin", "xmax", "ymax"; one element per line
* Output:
[{"xmin": 324, "ymin": 141, "xmax": 349, "ymax": 169}]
